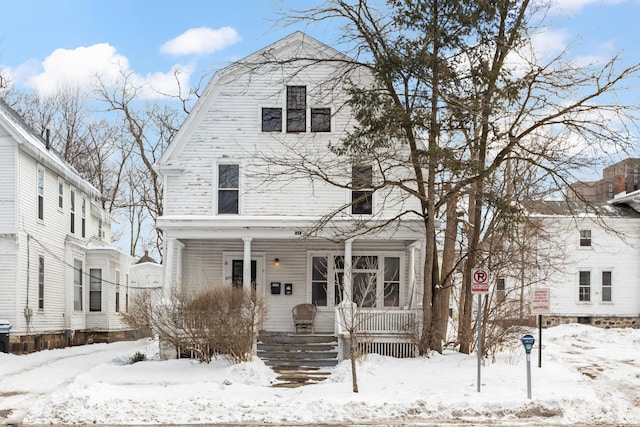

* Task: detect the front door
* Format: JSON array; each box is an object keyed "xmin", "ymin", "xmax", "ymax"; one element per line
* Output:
[
  {"xmin": 231, "ymin": 259, "xmax": 257, "ymax": 290},
  {"xmin": 223, "ymin": 254, "xmax": 264, "ymax": 297}
]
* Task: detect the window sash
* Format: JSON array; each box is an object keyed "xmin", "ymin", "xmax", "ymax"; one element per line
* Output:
[
  {"xmin": 287, "ymin": 86, "xmax": 306, "ymax": 132},
  {"xmin": 38, "ymin": 256, "xmax": 44, "ymax": 310},
  {"xmin": 218, "ymin": 164, "xmax": 239, "ymax": 214},
  {"xmin": 261, "ymin": 108, "xmax": 282, "ymax": 132},
  {"xmin": 74, "ymin": 260, "xmax": 83, "ymax": 311},
  {"xmin": 37, "ymin": 168, "xmax": 44, "ymax": 220},
  {"xmin": 89, "ymin": 269, "xmax": 102, "ymax": 312},
  {"xmin": 579, "ymin": 271, "xmax": 591, "ymax": 302},
  {"xmin": 311, "ymin": 108, "xmax": 331, "ymax": 132},
  {"xmin": 579, "ymin": 230, "xmax": 591, "ymax": 246},
  {"xmin": 602, "ymin": 271, "xmax": 612, "ymax": 302}
]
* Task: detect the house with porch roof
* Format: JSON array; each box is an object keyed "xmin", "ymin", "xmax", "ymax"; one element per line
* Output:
[
  {"xmin": 155, "ymin": 32, "xmax": 427, "ymax": 359},
  {"xmin": 0, "ymin": 99, "xmax": 135, "ymax": 353}
]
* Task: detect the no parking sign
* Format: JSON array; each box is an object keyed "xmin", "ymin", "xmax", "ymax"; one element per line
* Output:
[{"xmin": 471, "ymin": 268, "xmax": 490, "ymax": 294}]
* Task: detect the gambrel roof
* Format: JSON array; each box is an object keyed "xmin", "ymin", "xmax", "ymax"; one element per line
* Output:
[{"xmin": 156, "ymin": 31, "xmax": 353, "ymax": 169}]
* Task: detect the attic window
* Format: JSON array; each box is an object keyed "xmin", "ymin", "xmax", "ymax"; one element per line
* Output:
[
  {"xmin": 287, "ymin": 86, "xmax": 306, "ymax": 132},
  {"xmin": 311, "ymin": 108, "xmax": 331, "ymax": 132},
  {"xmin": 579, "ymin": 229, "xmax": 591, "ymax": 247},
  {"xmin": 218, "ymin": 164, "xmax": 239, "ymax": 214},
  {"xmin": 262, "ymin": 108, "xmax": 282, "ymax": 132}
]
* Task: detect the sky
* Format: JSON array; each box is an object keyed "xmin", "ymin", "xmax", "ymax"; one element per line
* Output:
[
  {"xmin": 1, "ymin": 0, "xmax": 639, "ymax": 102},
  {"xmin": 1, "ymin": 323, "xmax": 639, "ymax": 425}
]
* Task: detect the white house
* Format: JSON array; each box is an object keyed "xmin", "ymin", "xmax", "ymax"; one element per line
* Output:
[
  {"xmin": 0, "ymin": 99, "xmax": 135, "ymax": 353},
  {"xmin": 513, "ymin": 201, "xmax": 640, "ymax": 328},
  {"xmin": 155, "ymin": 32, "xmax": 427, "ymax": 354}
]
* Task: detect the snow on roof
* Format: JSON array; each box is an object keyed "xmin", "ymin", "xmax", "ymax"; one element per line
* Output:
[
  {"xmin": 0, "ymin": 99, "xmax": 99, "ymax": 197},
  {"xmin": 525, "ymin": 200, "xmax": 640, "ymax": 218}
]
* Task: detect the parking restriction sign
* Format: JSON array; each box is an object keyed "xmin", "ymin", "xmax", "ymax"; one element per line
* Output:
[{"xmin": 471, "ymin": 268, "xmax": 490, "ymax": 294}]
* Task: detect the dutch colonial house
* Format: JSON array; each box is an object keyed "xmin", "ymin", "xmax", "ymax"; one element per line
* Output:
[
  {"xmin": 0, "ymin": 99, "xmax": 135, "ymax": 353},
  {"xmin": 504, "ymin": 200, "xmax": 640, "ymax": 328},
  {"xmin": 155, "ymin": 32, "xmax": 427, "ymax": 358}
]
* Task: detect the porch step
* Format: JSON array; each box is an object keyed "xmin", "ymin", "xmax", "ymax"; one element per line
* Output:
[{"xmin": 258, "ymin": 332, "xmax": 339, "ymax": 387}]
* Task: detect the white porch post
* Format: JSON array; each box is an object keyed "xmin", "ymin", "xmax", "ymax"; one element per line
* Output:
[
  {"xmin": 242, "ymin": 237, "xmax": 252, "ymax": 289},
  {"xmin": 343, "ymin": 239, "xmax": 353, "ymax": 302},
  {"xmin": 163, "ymin": 238, "xmax": 175, "ymax": 300},
  {"xmin": 407, "ymin": 240, "xmax": 421, "ymax": 309},
  {"xmin": 174, "ymin": 240, "xmax": 185, "ymax": 294}
]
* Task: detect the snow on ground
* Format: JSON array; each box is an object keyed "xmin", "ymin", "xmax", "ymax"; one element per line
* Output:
[{"xmin": 0, "ymin": 324, "xmax": 639, "ymax": 426}]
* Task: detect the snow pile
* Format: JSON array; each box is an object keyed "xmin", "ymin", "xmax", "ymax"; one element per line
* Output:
[{"xmin": 0, "ymin": 324, "xmax": 638, "ymax": 425}]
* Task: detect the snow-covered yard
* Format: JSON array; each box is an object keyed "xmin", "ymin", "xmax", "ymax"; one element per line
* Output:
[{"xmin": 1, "ymin": 323, "xmax": 638, "ymax": 425}]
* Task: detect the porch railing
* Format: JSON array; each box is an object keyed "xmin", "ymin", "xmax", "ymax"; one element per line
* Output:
[{"xmin": 335, "ymin": 306, "xmax": 422, "ymax": 358}]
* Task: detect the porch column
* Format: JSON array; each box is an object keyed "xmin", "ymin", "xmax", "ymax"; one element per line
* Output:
[
  {"xmin": 407, "ymin": 240, "xmax": 421, "ymax": 308},
  {"xmin": 242, "ymin": 237, "xmax": 252, "ymax": 289},
  {"xmin": 174, "ymin": 239, "xmax": 185, "ymax": 294},
  {"xmin": 343, "ymin": 239, "xmax": 353, "ymax": 303},
  {"xmin": 163, "ymin": 238, "xmax": 175, "ymax": 300}
]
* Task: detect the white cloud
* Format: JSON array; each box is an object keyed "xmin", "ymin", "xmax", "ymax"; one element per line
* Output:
[
  {"xmin": 26, "ymin": 43, "xmax": 129, "ymax": 95},
  {"xmin": 7, "ymin": 43, "xmax": 194, "ymax": 100},
  {"xmin": 160, "ymin": 27, "xmax": 241, "ymax": 56},
  {"xmin": 548, "ymin": 0, "xmax": 626, "ymax": 15}
]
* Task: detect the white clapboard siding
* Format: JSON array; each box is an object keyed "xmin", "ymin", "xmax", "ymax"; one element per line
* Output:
[
  {"xmin": 180, "ymin": 238, "xmax": 416, "ymax": 333},
  {"xmin": 0, "ymin": 136, "xmax": 16, "ymax": 233},
  {"xmin": 525, "ymin": 215, "xmax": 640, "ymax": 317},
  {"xmin": 0, "ymin": 253, "xmax": 18, "ymax": 327}
]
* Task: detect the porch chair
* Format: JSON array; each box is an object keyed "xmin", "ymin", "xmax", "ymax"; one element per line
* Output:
[{"xmin": 292, "ymin": 303, "xmax": 317, "ymax": 334}]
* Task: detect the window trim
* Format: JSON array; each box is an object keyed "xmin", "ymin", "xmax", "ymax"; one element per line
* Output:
[
  {"xmin": 58, "ymin": 178, "xmax": 64, "ymax": 210},
  {"xmin": 261, "ymin": 107, "xmax": 282, "ymax": 132},
  {"xmin": 70, "ymin": 188, "xmax": 76, "ymax": 234},
  {"xmin": 311, "ymin": 107, "xmax": 331, "ymax": 132},
  {"xmin": 578, "ymin": 270, "xmax": 591, "ymax": 303},
  {"xmin": 579, "ymin": 229, "xmax": 591, "ymax": 247},
  {"xmin": 308, "ymin": 251, "xmax": 404, "ymax": 310},
  {"xmin": 89, "ymin": 268, "xmax": 102, "ymax": 312},
  {"xmin": 73, "ymin": 259, "xmax": 83, "ymax": 312},
  {"xmin": 601, "ymin": 270, "xmax": 612, "ymax": 303},
  {"xmin": 352, "ymin": 164, "xmax": 373, "ymax": 215},
  {"xmin": 115, "ymin": 270, "xmax": 121, "ymax": 313},
  {"xmin": 286, "ymin": 86, "xmax": 306, "ymax": 133},
  {"xmin": 38, "ymin": 255, "xmax": 45, "ymax": 310},
  {"xmin": 81, "ymin": 196, "xmax": 86, "ymax": 238},
  {"xmin": 37, "ymin": 166, "xmax": 45, "ymax": 221},
  {"xmin": 216, "ymin": 162, "xmax": 240, "ymax": 215}
]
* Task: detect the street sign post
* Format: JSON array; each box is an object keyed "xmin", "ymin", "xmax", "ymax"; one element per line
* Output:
[
  {"xmin": 472, "ymin": 268, "xmax": 490, "ymax": 393},
  {"xmin": 531, "ymin": 288, "xmax": 550, "ymax": 368},
  {"xmin": 521, "ymin": 334, "xmax": 535, "ymax": 399}
]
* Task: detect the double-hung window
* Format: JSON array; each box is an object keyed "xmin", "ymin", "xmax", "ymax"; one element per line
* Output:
[
  {"xmin": 579, "ymin": 271, "xmax": 591, "ymax": 302},
  {"xmin": 58, "ymin": 179, "xmax": 64, "ymax": 209},
  {"xmin": 70, "ymin": 189, "xmax": 76, "ymax": 234},
  {"xmin": 37, "ymin": 167, "xmax": 44, "ymax": 220},
  {"xmin": 38, "ymin": 256, "xmax": 45, "ymax": 310},
  {"xmin": 352, "ymin": 164, "xmax": 373, "ymax": 215},
  {"xmin": 73, "ymin": 259, "xmax": 83, "ymax": 311},
  {"xmin": 287, "ymin": 86, "xmax": 306, "ymax": 132},
  {"xmin": 602, "ymin": 271, "xmax": 612, "ymax": 302},
  {"xmin": 579, "ymin": 230, "xmax": 591, "ymax": 247},
  {"xmin": 262, "ymin": 108, "xmax": 282, "ymax": 132},
  {"xmin": 81, "ymin": 197, "xmax": 86, "ymax": 238},
  {"xmin": 89, "ymin": 268, "xmax": 102, "ymax": 312},
  {"xmin": 218, "ymin": 164, "xmax": 239, "ymax": 214},
  {"xmin": 115, "ymin": 270, "xmax": 120, "ymax": 313}
]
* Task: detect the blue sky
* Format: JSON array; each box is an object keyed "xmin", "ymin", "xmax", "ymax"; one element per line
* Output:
[{"xmin": 0, "ymin": 0, "xmax": 639, "ymax": 101}]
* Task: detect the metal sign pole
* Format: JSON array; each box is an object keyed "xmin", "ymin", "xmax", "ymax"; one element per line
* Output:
[
  {"xmin": 538, "ymin": 314, "xmax": 542, "ymax": 368},
  {"xmin": 477, "ymin": 294, "xmax": 482, "ymax": 393}
]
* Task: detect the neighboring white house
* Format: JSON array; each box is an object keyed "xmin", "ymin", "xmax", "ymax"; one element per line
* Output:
[
  {"xmin": 0, "ymin": 99, "xmax": 135, "ymax": 353},
  {"xmin": 504, "ymin": 200, "xmax": 640, "ymax": 328},
  {"xmin": 155, "ymin": 32, "xmax": 427, "ymax": 352},
  {"xmin": 130, "ymin": 250, "xmax": 163, "ymax": 303}
]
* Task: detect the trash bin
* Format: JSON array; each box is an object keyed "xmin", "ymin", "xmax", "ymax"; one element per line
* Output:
[{"xmin": 0, "ymin": 319, "xmax": 11, "ymax": 353}]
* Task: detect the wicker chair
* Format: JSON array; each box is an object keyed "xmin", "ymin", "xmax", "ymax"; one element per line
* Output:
[{"xmin": 292, "ymin": 303, "xmax": 317, "ymax": 333}]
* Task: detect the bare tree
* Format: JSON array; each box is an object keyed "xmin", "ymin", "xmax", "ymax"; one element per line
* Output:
[{"xmin": 272, "ymin": 0, "xmax": 640, "ymax": 356}]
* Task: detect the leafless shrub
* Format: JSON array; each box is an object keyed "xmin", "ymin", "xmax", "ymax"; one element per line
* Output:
[{"xmin": 121, "ymin": 286, "xmax": 264, "ymax": 363}]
